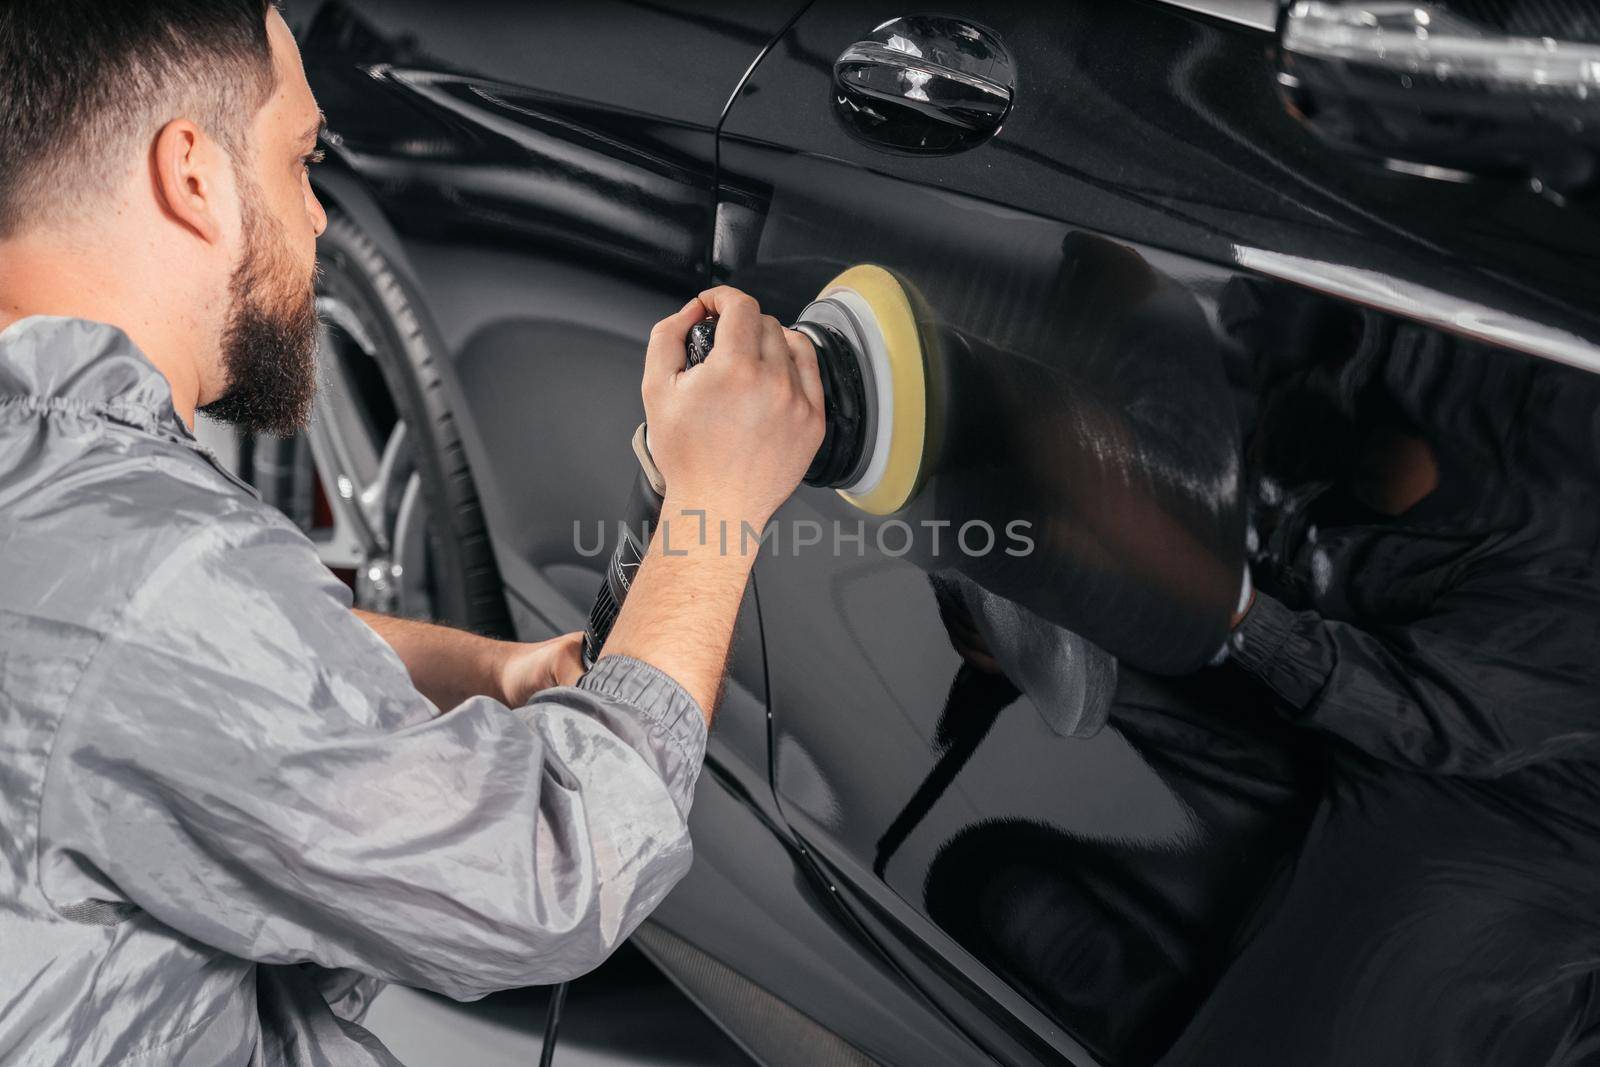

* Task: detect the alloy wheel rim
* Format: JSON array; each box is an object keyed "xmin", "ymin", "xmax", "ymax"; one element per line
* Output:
[{"xmin": 302, "ymin": 293, "xmax": 435, "ymax": 617}]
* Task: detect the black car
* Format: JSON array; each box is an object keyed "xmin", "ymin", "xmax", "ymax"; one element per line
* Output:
[{"xmin": 223, "ymin": 3, "xmax": 1600, "ymax": 1064}]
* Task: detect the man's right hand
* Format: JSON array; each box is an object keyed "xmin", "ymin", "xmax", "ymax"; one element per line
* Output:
[
  {"xmin": 642, "ymin": 286, "xmax": 825, "ymax": 529},
  {"xmin": 596, "ymin": 286, "xmax": 824, "ymax": 721}
]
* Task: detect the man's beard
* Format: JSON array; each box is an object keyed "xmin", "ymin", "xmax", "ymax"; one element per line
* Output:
[{"xmin": 197, "ymin": 182, "xmax": 319, "ymax": 437}]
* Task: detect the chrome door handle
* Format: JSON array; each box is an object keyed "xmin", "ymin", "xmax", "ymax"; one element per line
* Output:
[
  {"xmin": 833, "ymin": 15, "xmax": 1015, "ymax": 155},
  {"xmin": 1278, "ymin": 1, "xmax": 1600, "ymax": 191}
]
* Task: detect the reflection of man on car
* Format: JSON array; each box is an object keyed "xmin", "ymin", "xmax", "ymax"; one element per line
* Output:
[
  {"xmin": 1170, "ymin": 303, "xmax": 1600, "ymax": 1066},
  {"xmin": 929, "ymin": 292, "xmax": 1600, "ymax": 1066}
]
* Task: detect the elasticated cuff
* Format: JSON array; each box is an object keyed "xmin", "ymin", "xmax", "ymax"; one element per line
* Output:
[
  {"xmin": 1227, "ymin": 591, "xmax": 1333, "ymax": 711},
  {"xmin": 578, "ymin": 654, "xmax": 708, "ymax": 764},
  {"xmin": 1229, "ymin": 590, "xmax": 1295, "ymax": 679}
]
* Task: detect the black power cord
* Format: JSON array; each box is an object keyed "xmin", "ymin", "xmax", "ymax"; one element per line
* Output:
[{"xmin": 537, "ymin": 980, "xmax": 569, "ymax": 1067}]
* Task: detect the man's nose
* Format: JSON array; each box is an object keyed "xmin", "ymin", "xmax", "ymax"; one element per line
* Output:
[{"xmin": 308, "ymin": 190, "xmax": 328, "ymax": 239}]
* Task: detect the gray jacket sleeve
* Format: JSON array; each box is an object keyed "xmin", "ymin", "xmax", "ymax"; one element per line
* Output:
[{"xmin": 37, "ymin": 510, "xmax": 706, "ymax": 1000}]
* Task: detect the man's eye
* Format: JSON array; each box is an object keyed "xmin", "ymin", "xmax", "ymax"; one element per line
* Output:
[{"xmin": 301, "ymin": 149, "xmax": 326, "ymax": 169}]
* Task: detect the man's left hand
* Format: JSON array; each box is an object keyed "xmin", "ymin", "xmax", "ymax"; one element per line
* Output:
[{"xmin": 499, "ymin": 632, "xmax": 586, "ymax": 707}]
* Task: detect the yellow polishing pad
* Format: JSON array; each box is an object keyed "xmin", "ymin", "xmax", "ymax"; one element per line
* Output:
[{"xmin": 819, "ymin": 264, "xmax": 927, "ymax": 515}]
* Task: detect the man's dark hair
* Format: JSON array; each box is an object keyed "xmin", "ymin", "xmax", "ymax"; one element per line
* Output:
[{"xmin": 0, "ymin": 1, "xmax": 278, "ymax": 238}]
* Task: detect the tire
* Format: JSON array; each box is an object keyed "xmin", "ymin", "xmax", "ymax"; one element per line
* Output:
[{"xmin": 249, "ymin": 210, "xmax": 513, "ymax": 637}]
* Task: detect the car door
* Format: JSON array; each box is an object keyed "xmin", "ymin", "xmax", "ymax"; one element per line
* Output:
[
  {"xmin": 713, "ymin": 2, "xmax": 1600, "ymax": 1063},
  {"xmin": 716, "ymin": 7, "xmax": 1264, "ymax": 1063}
]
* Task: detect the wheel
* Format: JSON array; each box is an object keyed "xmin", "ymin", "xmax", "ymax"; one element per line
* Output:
[{"xmin": 242, "ymin": 210, "xmax": 512, "ymax": 637}]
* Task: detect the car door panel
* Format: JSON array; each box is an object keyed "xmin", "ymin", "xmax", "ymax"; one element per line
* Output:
[
  {"xmin": 717, "ymin": 4, "xmax": 1354, "ymax": 1063},
  {"xmin": 714, "ymin": 158, "xmax": 1287, "ymax": 1063}
]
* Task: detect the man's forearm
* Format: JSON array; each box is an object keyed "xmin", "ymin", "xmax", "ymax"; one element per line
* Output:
[
  {"xmin": 358, "ymin": 498, "xmax": 758, "ymax": 721},
  {"xmin": 354, "ymin": 609, "xmax": 511, "ymax": 710},
  {"xmin": 598, "ymin": 501, "xmax": 759, "ymax": 723}
]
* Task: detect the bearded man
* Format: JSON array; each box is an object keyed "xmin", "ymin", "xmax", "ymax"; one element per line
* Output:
[{"xmin": 0, "ymin": 3, "xmax": 824, "ymax": 1064}]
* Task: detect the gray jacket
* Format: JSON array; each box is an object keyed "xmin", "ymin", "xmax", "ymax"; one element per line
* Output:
[{"xmin": 0, "ymin": 317, "xmax": 707, "ymax": 1065}]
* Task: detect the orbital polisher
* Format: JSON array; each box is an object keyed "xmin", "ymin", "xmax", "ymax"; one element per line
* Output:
[{"xmin": 581, "ymin": 264, "xmax": 930, "ymax": 666}]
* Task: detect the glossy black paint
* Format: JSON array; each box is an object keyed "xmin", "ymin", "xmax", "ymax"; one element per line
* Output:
[
  {"xmin": 710, "ymin": 150, "xmax": 1274, "ymax": 1062},
  {"xmin": 719, "ymin": 3, "xmax": 1596, "ymax": 1063},
  {"xmin": 296, "ymin": 1, "xmax": 735, "ymax": 283},
  {"xmin": 1278, "ymin": 1, "xmax": 1600, "ymax": 191},
  {"xmin": 290, "ymin": 3, "xmax": 1598, "ymax": 1065},
  {"xmin": 723, "ymin": 1, "xmax": 1599, "ymax": 348}
]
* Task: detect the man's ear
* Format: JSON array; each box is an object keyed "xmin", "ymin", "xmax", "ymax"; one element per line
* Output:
[{"xmin": 151, "ymin": 119, "xmax": 230, "ymax": 245}]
